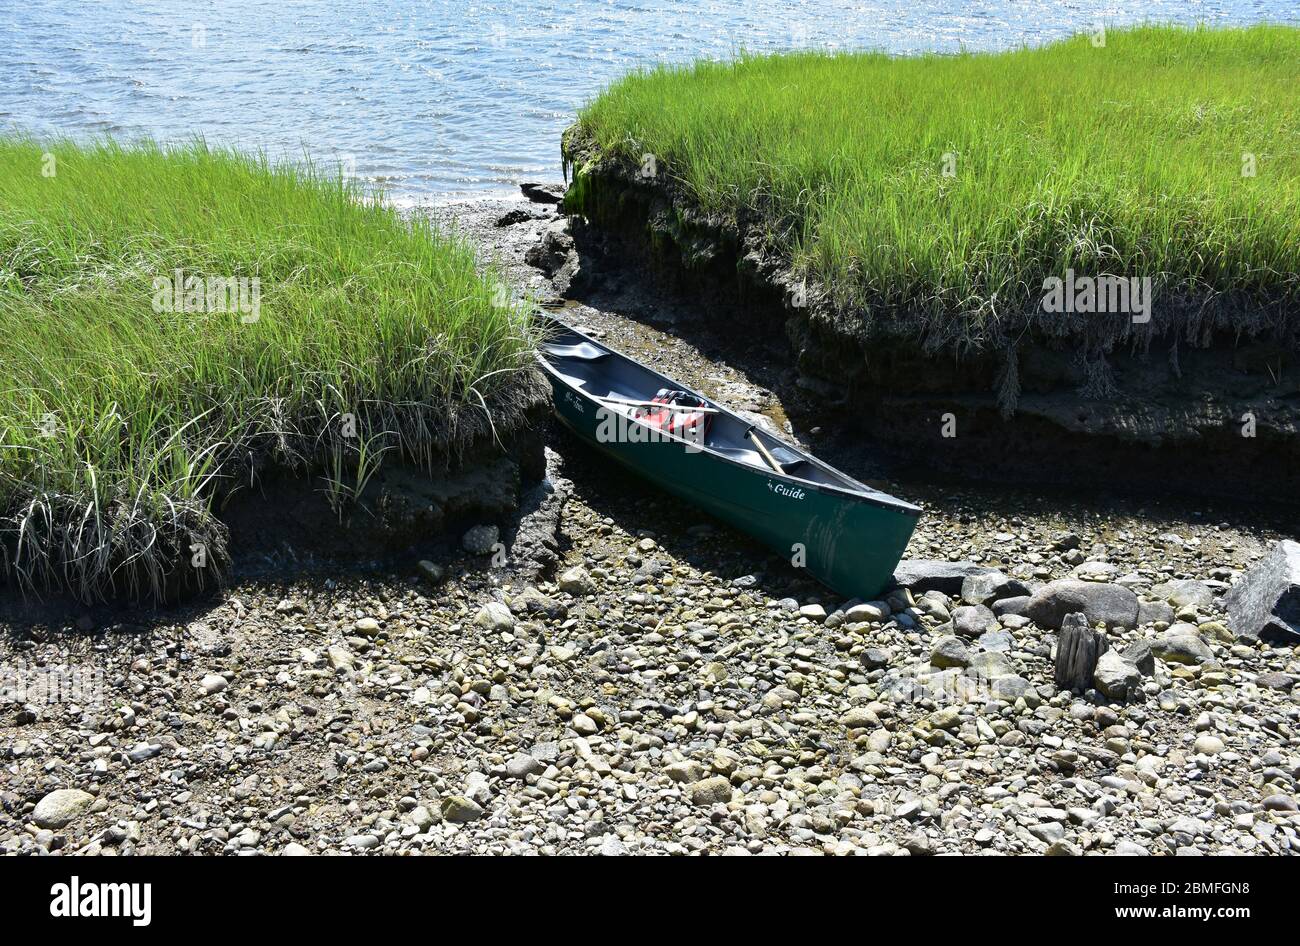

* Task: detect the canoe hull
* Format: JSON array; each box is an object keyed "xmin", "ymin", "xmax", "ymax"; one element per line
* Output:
[{"xmin": 545, "ymin": 373, "xmax": 918, "ymax": 600}]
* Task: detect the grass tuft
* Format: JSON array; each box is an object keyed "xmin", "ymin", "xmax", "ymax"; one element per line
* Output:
[{"xmin": 0, "ymin": 137, "xmax": 538, "ymax": 603}]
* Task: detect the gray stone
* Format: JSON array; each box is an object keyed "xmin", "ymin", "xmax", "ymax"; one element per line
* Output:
[
  {"xmin": 960, "ymin": 571, "xmax": 1030, "ymax": 607},
  {"xmin": 893, "ymin": 560, "xmax": 999, "ymax": 597},
  {"xmin": 977, "ymin": 628, "xmax": 1015, "ymax": 652},
  {"xmin": 441, "ymin": 796, "xmax": 485, "ymax": 823},
  {"xmin": 690, "ymin": 776, "xmax": 732, "ymax": 806},
  {"xmin": 930, "ymin": 635, "xmax": 971, "ymax": 669},
  {"xmin": 1137, "ymin": 599, "xmax": 1175, "ymax": 626},
  {"xmin": 1114, "ymin": 839, "xmax": 1150, "ymax": 856},
  {"xmin": 461, "ymin": 524, "xmax": 500, "ymax": 556},
  {"xmin": 32, "ymin": 788, "xmax": 94, "ymax": 829},
  {"xmin": 1152, "ymin": 578, "xmax": 1216, "ymax": 611},
  {"xmin": 1025, "ymin": 579, "xmax": 1139, "ymax": 630},
  {"xmin": 473, "ymin": 602, "xmax": 515, "ymax": 633},
  {"xmin": 993, "ymin": 595, "xmax": 1031, "ymax": 617},
  {"xmin": 417, "ymin": 560, "xmax": 446, "ymax": 585},
  {"xmin": 505, "ymin": 753, "xmax": 544, "ymax": 779},
  {"xmin": 952, "ymin": 604, "xmax": 998, "ymax": 638},
  {"xmin": 558, "ymin": 565, "xmax": 596, "ymax": 596},
  {"xmin": 1224, "ymin": 539, "xmax": 1300, "ymax": 645},
  {"xmin": 1151, "ymin": 628, "xmax": 1214, "ymax": 665},
  {"xmin": 1093, "ymin": 651, "xmax": 1142, "ymax": 701},
  {"xmin": 1121, "ymin": 638, "xmax": 1156, "ymax": 676}
]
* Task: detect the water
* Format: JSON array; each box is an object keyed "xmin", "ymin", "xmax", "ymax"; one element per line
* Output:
[{"xmin": 3, "ymin": 0, "xmax": 1295, "ymax": 203}]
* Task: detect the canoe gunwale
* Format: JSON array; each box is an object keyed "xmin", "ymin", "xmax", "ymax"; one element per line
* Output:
[{"xmin": 535, "ymin": 320, "xmax": 923, "ymax": 518}]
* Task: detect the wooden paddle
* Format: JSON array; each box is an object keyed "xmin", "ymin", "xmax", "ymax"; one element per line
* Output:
[
  {"xmin": 595, "ymin": 395, "xmax": 720, "ymax": 414},
  {"xmin": 745, "ymin": 426, "xmax": 784, "ymax": 473}
]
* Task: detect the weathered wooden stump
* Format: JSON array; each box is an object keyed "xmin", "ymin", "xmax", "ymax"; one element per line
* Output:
[{"xmin": 1054, "ymin": 612, "xmax": 1109, "ymax": 691}]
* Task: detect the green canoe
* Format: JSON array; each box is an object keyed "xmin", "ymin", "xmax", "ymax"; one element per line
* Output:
[{"xmin": 536, "ymin": 321, "xmax": 921, "ymax": 601}]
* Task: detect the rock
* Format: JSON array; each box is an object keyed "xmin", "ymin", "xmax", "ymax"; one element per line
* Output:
[
  {"xmin": 930, "ymin": 635, "xmax": 971, "ymax": 669},
  {"xmin": 690, "ymin": 776, "xmax": 732, "ymax": 806},
  {"xmin": 1152, "ymin": 578, "xmax": 1216, "ymax": 611},
  {"xmin": 441, "ymin": 796, "xmax": 485, "ymax": 823},
  {"xmin": 859, "ymin": 648, "xmax": 891, "ymax": 670},
  {"xmin": 961, "ymin": 571, "xmax": 1030, "ymax": 606},
  {"xmin": 473, "ymin": 602, "xmax": 515, "ymax": 633},
  {"xmin": 993, "ymin": 595, "xmax": 1031, "ymax": 617},
  {"xmin": 32, "ymin": 789, "xmax": 95, "ymax": 829},
  {"xmin": 1193, "ymin": 735, "xmax": 1225, "ymax": 756},
  {"xmin": 798, "ymin": 603, "xmax": 828, "ymax": 622},
  {"xmin": 1137, "ymin": 599, "xmax": 1176, "ymax": 626},
  {"xmin": 525, "ymin": 221, "xmax": 574, "ymax": 275},
  {"xmin": 967, "ymin": 650, "xmax": 1017, "ymax": 680},
  {"xmin": 1025, "ymin": 579, "xmax": 1139, "ymax": 630},
  {"xmin": 842, "ymin": 707, "xmax": 878, "ymax": 729},
  {"xmin": 200, "ymin": 673, "xmax": 228, "ymax": 695},
  {"xmin": 353, "ymin": 617, "xmax": 381, "ymax": 636},
  {"xmin": 991, "ymin": 675, "xmax": 1033, "ymax": 700},
  {"xmin": 952, "ymin": 604, "xmax": 997, "ymax": 638},
  {"xmin": 1151, "ymin": 628, "xmax": 1214, "ymax": 665},
  {"xmin": 571, "ymin": 713, "xmax": 599, "ymax": 736},
  {"xmin": 461, "ymin": 524, "xmax": 500, "ymax": 556},
  {"xmin": 598, "ymin": 836, "xmax": 627, "ymax": 856},
  {"xmin": 1121, "ymin": 638, "xmax": 1156, "ymax": 676},
  {"xmin": 1255, "ymin": 672, "xmax": 1294, "ymax": 692},
  {"xmin": 495, "ymin": 207, "xmax": 534, "ymax": 227},
  {"xmin": 1262, "ymin": 794, "xmax": 1298, "ymax": 812},
  {"xmin": 281, "ymin": 842, "xmax": 312, "ymax": 856},
  {"xmin": 893, "ymin": 560, "xmax": 998, "ymax": 597},
  {"xmin": 928, "ymin": 707, "xmax": 960, "ymax": 730},
  {"xmin": 1114, "ymin": 839, "xmax": 1150, "ymax": 856},
  {"xmin": 665, "ymin": 761, "xmax": 704, "ymax": 783},
  {"xmin": 1093, "ymin": 651, "xmax": 1142, "ymax": 701},
  {"xmin": 844, "ymin": 602, "xmax": 889, "ymax": 623},
  {"xmin": 512, "ymin": 586, "xmax": 566, "ymax": 620},
  {"xmin": 505, "ymin": 753, "xmax": 545, "ymax": 780},
  {"xmin": 417, "ymin": 560, "xmax": 446, "ymax": 585},
  {"xmin": 977, "ymin": 628, "xmax": 1015, "ymax": 652},
  {"xmin": 558, "ymin": 565, "xmax": 596, "ymax": 596},
  {"xmin": 520, "ymin": 181, "xmax": 564, "ymax": 204},
  {"xmin": 1224, "ymin": 539, "xmax": 1300, "ymax": 645},
  {"xmin": 326, "ymin": 645, "xmax": 354, "ymax": 671}
]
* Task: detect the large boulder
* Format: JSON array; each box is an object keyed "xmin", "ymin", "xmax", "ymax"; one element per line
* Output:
[
  {"xmin": 1224, "ymin": 540, "xmax": 1300, "ymax": 645},
  {"xmin": 1024, "ymin": 579, "xmax": 1139, "ymax": 630},
  {"xmin": 893, "ymin": 560, "xmax": 998, "ymax": 597}
]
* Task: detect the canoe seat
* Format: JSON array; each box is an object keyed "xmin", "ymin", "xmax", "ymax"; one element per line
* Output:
[
  {"xmin": 541, "ymin": 342, "xmax": 610, "ymax": 361},
  {"xmin": 713, "ymin": 443, "xmax": 809, "ymax": 475}
]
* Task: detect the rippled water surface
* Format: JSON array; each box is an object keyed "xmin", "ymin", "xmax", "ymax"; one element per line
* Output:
[{"xmin": 3, "ymin": 1, "xmax": 1296, "ymax": 201}]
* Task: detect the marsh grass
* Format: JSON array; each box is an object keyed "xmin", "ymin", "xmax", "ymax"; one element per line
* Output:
[
  {"xmin": 568, "ymin": 25, "xmax": 1300, "ymax": 352},
  {"xmin": 0, "ymin": 138, "xmax": 538, "ymax": 603}
]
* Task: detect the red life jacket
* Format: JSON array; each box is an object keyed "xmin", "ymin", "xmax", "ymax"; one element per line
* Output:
[{"xmin": 634, "ymin": 388, "xmax": 711, "ymax": 439}]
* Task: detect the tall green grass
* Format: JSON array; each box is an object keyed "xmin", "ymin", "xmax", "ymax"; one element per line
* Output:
[
  {"xmin": 568, "ymin": 25, "xmax": 1300, "ymax": 347},
  {"xmin": 0, "ymin": 138, "xmax": 537, "ymax": 603}
]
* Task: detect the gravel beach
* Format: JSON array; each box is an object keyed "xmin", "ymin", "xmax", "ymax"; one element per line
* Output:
[{"xmin": 2, "ymin": 192, "xmax": 1297, "ymax": 856}]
